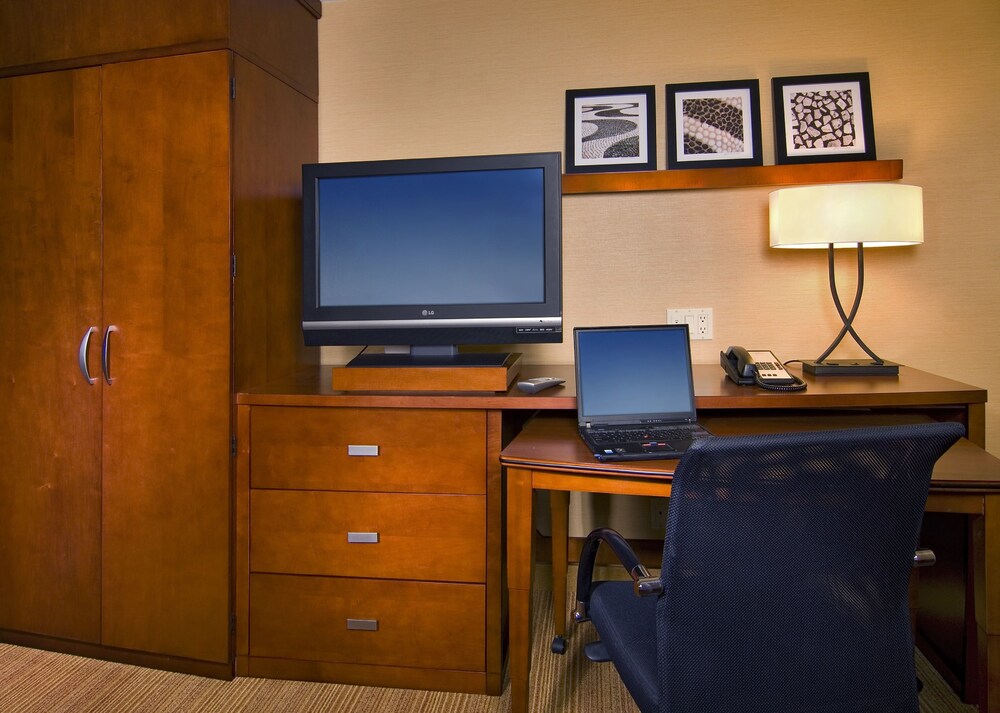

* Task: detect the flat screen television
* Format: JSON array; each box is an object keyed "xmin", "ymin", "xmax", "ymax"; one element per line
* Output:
[{"xmin": 302, "ymin": 151, "xmax": 563, "ymax": 367}]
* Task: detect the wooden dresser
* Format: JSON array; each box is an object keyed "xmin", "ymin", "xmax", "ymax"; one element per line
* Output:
[
  {"xmin": 243, "ymin": 406, "xmax": 495, "ymax": 691},
  {"xmin": 234, "ymin": 366, "xmax": 562, "ymax": 694}
]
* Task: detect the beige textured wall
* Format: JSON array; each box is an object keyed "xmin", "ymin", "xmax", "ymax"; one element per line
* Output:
[{"xmin": 316, "ymin": 0, "xmax": 1000, "ymax": 461}]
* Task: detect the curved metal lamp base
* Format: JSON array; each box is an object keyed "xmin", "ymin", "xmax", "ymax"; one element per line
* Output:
[{"xmin": 811, "ymin": 243, "xmax": 899, "ymax": 376}]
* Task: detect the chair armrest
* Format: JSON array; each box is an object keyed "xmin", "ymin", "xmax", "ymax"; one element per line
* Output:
[
  {"xmin": 913, "ymin": 548, "xmax": 936, "ymax": 567},
  {"xmin": 573, "ymin": 528, "xmax": 663, "ymax": 624}
]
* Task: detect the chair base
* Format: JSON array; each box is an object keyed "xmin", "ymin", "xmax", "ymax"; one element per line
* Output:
[{"xmin": 585, "ymin": 641, "xmax": 611, "ymax": 663}]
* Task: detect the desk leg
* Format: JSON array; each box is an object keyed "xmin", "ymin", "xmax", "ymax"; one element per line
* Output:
[
  {"xmin": 974, "ymin": 494, "xmax": 1000, "ymax": 712},
  {"xmin": 551, "ymin": 490, "xmax": 570, "ymax": 647},
  {"xmin": 506, "ymin": 467, "xmax": 534, "ymax": 713}
]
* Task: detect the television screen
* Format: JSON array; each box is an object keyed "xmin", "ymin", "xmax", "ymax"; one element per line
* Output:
[
  {"xmin": 318, "ymin": 168, "xmax": 545, "ymax": 308},
  {"xmin": 302, "ymin": 152, "xmax": 562, "ymax": 365}
]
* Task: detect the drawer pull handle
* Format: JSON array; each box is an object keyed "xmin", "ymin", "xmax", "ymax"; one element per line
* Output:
[
  {"xmin": 347, "ymin": 618, "xmax": 379, "ymax": 631},
  {"xmin": 347, "ymin": 444, "xmax": 379, "ymax": 457},
  {"xmin": 347, "ymin": 532, "xmax": 379, "ymax": 544}
]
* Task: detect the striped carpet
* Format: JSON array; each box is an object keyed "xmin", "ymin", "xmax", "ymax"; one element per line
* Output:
[{"xmin": 0, "ymin": 568, "xmax": 977, "ymax": 712}]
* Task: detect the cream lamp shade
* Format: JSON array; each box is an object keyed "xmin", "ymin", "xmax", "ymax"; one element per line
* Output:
[
  {"xmin": 767, "ymin": 182, "xmax": 924, "ymax": 376},
  {"xmin": 770, "ymin": 183, "xmax": 924, "ymax": 249}
]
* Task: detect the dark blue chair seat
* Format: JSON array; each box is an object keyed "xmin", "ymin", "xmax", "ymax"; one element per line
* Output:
[{"xmin": 572, "ymin": 422, "xmax": 965, "ymax": 713}]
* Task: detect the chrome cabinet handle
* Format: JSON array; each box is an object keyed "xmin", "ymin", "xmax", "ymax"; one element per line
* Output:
[
  {"xmin": 78, "ymin": 326, "xmax": 97, "ymax": 385},
  {"xmin": 347, "ymin": 532, "xmax": 380, "ymax": 544},
  {"xmin": 347, "ymin": 445, "xmax": 379, "ymax": 457},
  {"xmin": 346, "ymin": 619, "xmax": 378, "ymax": 631},
  {"xmin": 102, "ymin": 325, "xmax": 119, "ymax": 385}
]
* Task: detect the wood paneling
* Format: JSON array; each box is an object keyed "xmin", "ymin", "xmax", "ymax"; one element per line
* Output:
[
  {"xmin": 232, "ymin": 54, "xmax": 319, "ymax": 392},
  {"xmin": 0, "ymin": 68, "xmax": 103, "ymax": 643},
  {"xmin": 0, "ymin": 0, "xmax": 320, "ymax": 98},
  {"xmin": 100, "ymin": 52, "xmax": 232, "ymax": 663},
  {"xmin": 0, "ymin": 0, "xmax": 228, "ymax": 70},
  {"xmin": 231, "ymin": 0, "xmax": 320, "ymax": 99}
]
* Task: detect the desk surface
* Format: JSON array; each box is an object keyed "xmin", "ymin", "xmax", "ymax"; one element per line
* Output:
[
  {"xmin": 238, "ymin": 363, "xmax": 986, "ymax": 411},
  {"xmin": 500, "ymin": 413, "xmax": 1000, "ymax": 490},
  {"xmin": 240, "ymin": 363, "xmax": 987, "ymax": 449}
]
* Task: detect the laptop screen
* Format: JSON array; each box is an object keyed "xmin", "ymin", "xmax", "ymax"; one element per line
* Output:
[{"xmin": 575, "ymin": 325, "xmax": 697, "ymax": 425}]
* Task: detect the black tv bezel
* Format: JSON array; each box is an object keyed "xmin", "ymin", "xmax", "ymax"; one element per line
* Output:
[{"xmin": 301, "ymin": 151, "xmax": 563, "ymax": 352}]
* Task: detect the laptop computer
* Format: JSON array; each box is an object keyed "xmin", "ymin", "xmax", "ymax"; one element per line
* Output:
[{"xmin": 574, "ymin": 324, "xmax": 712, "ymax": 462}]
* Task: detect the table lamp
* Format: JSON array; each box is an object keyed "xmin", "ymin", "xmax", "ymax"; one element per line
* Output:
[{"xmin": 769, "ymin": 182, "xmax": 924, "ymax": 376}]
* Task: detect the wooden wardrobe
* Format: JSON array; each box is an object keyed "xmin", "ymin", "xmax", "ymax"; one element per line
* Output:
[{"xmin": 0, "ymin": 0, "xmax": 320, "ymax": 677}]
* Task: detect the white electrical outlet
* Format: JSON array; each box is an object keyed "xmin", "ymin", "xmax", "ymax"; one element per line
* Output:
[{"xmin": 667, "ymin": 308, "xmax": 713, "ymax": 340}]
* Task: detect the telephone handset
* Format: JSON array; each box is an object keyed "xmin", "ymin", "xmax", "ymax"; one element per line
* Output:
[{"xmin": 720, "ymin": 346, "xmax": 807, "ymax": 391}]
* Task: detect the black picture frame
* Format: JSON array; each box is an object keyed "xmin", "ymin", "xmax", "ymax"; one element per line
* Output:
[
  {"xmin": 564, "ymin": 85, "xmax": 656, "ymax": 173},
  {"xmin": 665, "ymin": 79, "xmax": 763, "ymax": 170},
  {"xmin": 771, "ymin": 72, "xmax": 876, "ymax": 164}
]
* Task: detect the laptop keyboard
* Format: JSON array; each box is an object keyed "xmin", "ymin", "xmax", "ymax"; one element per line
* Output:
[{"xmin": 590, "ymin": 427, "xmax": 697, "ymax": 444}]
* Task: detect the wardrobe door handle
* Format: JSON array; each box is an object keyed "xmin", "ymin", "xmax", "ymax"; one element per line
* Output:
[
  {"xmin": 102, "ymin": 325, "xmax": 119, "ymax": 385},
  {"xmin": 78, "ymin": 326, "xmax": 97, "ymax": 385}
]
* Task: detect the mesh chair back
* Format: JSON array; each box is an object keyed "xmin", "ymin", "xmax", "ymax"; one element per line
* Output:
[{"xmin": 656, "ymin": 422, "xmax": 963, "ymax": 713}]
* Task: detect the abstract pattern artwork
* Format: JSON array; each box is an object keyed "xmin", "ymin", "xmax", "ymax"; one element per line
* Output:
[
  {"xmin": 772, "ymin": 73, "xmax": 876, "ymax": 164},
  {"xmin": 665, "ymin": 80, "xmax": 762, "ymax": 169},
  {"xmin": 786, "ymin": 89, "xmax": 856, "ymax": 150},
  {"xmin": 579, "ymin": 102, "xmax": 642, "ymax": 160},
  {"xmin": 682, "ymin": 96, "xmax": 746, "ymax": 155},
  {"xmin": 565, "ymin": 86, "xmax": 656, "ymax": 173}
]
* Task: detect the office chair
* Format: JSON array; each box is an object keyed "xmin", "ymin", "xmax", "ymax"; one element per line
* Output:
[{"xmin": 572, "ymin": 421, "xmax": 964, "ymax": 713}]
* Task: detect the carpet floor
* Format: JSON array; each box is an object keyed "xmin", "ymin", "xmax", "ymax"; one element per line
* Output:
[{"xmin": 0, "ymin": 567, "xmax": 978, "ymax": 712}]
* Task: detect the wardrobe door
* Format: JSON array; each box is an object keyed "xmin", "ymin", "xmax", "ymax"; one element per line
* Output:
[
  {"xmin": 100, "ymin": 51, "xmax": 232, "ymax": 663},
  {"xmin": 0, "ymin": 69, "xmax": 103, "ymax": 642}
]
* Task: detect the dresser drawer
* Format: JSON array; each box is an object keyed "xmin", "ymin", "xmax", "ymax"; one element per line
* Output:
[
  {"xmin": 251, "ymin": 490, "xmax": 486, "ymax": 582},
  {"xmin": 249, "ymin": 574, "xmax": 485, "ymax": 672},
  {"xmin": 249, "ymin": 406, "xmax": 486, "ymax": 493}
]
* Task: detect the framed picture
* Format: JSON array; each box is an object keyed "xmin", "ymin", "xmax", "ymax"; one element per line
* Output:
[
  {"xmin": 665, "ymin": 79, "xmax": 762, "ymax": 169},
  {"xmin": 565, "ymin": 85, "xmax": 656, "ymax": 173},
  {"xmin": 771, "ymin": 72, "xmax": 876, "ymax": 164}
]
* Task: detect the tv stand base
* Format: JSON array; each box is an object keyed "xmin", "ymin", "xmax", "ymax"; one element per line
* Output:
[{"xmin": 332, "ymin": 352, "xmax": 522, "ymax": 392}]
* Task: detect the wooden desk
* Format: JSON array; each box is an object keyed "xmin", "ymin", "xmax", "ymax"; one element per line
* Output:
[
  {"xmin": 237, "ymin": 364, "xmax": 987, "ymax": 702},
  {"xmin": 502, "ymin": 413, "xmax": 1000, "ymax": 713}
]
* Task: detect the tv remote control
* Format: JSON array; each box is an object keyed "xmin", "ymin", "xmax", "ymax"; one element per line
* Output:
[{"xmin": 516, "ymin": 376, "xmax": 565, "ymax": 394}]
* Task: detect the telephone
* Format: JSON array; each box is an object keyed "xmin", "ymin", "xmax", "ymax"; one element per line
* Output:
[{"xmin": 720, "ymin": 346, "xmax": 807, "ymax": 391}]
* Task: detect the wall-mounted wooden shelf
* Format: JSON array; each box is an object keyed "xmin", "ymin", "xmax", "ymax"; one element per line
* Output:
[{"xmin": 561, "ymin": 159, "xmax": 903, "ymax": 195}]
